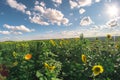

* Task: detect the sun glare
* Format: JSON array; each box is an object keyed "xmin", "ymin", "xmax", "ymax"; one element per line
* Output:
[{"xmin": 107, "ymin": 5, "xmax": 118, "ymax": 17}]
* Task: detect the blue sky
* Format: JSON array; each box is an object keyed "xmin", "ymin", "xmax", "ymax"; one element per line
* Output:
[{"xmin": 0, "ymin": 0, "xmax": 120, "ymax": 41}]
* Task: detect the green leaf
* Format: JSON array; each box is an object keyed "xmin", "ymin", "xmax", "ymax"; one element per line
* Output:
[{"xmin": 36, "ymin": 71, "xmax": 43, "ymax": 78}]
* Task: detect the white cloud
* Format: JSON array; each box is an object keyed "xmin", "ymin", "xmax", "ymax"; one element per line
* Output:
[
  {"xmin": 44, "ymin": 8, "xmax": 69, "ymax": 25},
  {"xmin": 79, "ymin": 8, "xmax": 86, "ymax": 14},
  {"xmin": 91, "ymin": 25, "xmax": 111, "ymax": 31},
  {"xmin": 69, "ymin": 0, "xmax": 78, "ymax": 9},
  {"xmin": 6, "ymin": 0, "xmax": 27, "ymax": 13},
  {"xmin": 3, "ymin": 24, "xmax": 34, "ymax": 32},
  {"xmin": 69, "ymin": 0, "xmax": 92, "ymax": 9},
  {"xmin": 52, "ymin": 0, "xmax": 62, "ymax": 4},
  {"xmin": 80, "ymin": 16, "xmax": 93, "ymax": 26},
  {"xmin": 32, "ymin": 4, "xmax": 69, "ymax": 26},
  {"xmin": 78, "ymin": 0, "xmax": 92, "ymax": 7},
  {"xmin": 106, "ymin": 19, "xmax": 118, "ymax": 27},
  {"xmin": 26, "ymin": 11, "xmax": 31, "ymax": 15},
  {"xmin": 95, "ymin": 0, "xmax": 101, "ymax": 3},
  {"xmin": 0, "ymin": 31, "xmax": 11, "ymax": 35},
  {"xmin": 34, "ymin": 5, "xmax": 45, "ymax": 13},
  {"xmin": 52, "ymin": 0, "xmax": 62, "ymax": 7},
  {"xmin": 7, "ymin": 0, "xmax": 69, "ymax": 26},
  {"xmin": 29, "ymin": 15, "xmax": 49, "ymax": 25},
  {"xmin": 40, "ymin": 2, "xmax": 45, "ymax": 7},
  {"xmin": 0, "ymin": 30, "xmax": 22, "ymax": 35},
  {"xmin": 35, "ymin": 1, "xmax": 39, "ymax": 5},
  {"xmin": 35, "ymin": 1, "xmax": 45, "ymax": 7}
]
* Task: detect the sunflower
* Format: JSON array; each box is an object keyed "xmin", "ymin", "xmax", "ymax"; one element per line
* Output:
[
  {"xmin": 92, "ymin": 65, "xmax": 104, "ymax": 76},
  {"xmin": 107, "ymin": 34, "xmax": 112, "ymax": 39},
  {"xmin": 44, "ymin": 63, "xmax": 49, "ymax": 68},
  {"xmin": 50, "ymin": 40, "xmax": 56, "ymax": 46},
  {"xmin": 115, "ymin": 45, "xmax": 119, "ymax": 49},
  {"xmin": 49, "ymin": 66, "xmax": 56, "ymax": 71},
  {"xmin": 81, "ymin": 54, "xmax": 87, "ymax": 63},
  {"xmin": 24, "ymin": 54, "xmax": 32, "ymax": 60},
  {"xmin": 59, "ymin": 41, "xmax": 63, "ymax": 46}
]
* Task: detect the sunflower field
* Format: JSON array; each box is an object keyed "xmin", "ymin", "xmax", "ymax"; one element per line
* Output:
[{"xmin": 0, "ymin": 35, "xmax": 120, "ymax": 80}]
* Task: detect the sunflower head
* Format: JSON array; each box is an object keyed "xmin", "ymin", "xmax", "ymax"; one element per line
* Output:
[
  {"xmin": 44, "ymin": 63, "xmax": 49, "ymax": 68},
  {"xmin": 92, "ymin": 65, "xmax": 104, "ymax": 76},
  {"xmin": 107, "ymin": 34, "xmax": 112, "ymax": 39},
  {"xmin": 60, "ymin": 41, "xmax": 63, "ymax": 46},
  {"xmin": 49, "ymin": 66, "xmax": 56, "ymax": 71},
  {"xmin": 115, "ymin": 45, "xmax": 119, "ymax": 49},
  {"xmin": 24, "ymin": 54, "xmax": 32, "ymax": 60},
  {"xmin": 50, "ymin": 40, "xmax": 56, "ymax": 46},
  {"xmin": 81, "ymin": 54, "xmax": 87, "ymax": 63}
]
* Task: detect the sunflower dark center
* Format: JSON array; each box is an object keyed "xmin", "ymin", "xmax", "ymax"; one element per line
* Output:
[{"xmin": 95, "ymin": 67, "xmax": 100, "ymax": 72}]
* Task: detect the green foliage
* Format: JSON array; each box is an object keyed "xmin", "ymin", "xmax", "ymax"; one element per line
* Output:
[{"xmin": 0, "ymin": 37, "xmax": 120, "ymax": 80}]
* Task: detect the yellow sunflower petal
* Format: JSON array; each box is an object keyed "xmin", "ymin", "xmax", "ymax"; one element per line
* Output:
[
  {"xmin": 44, "ymin": 63, "xmax": 49, "ymax": 68},
  {"xmin": 81, "ymin": 54, "xmax": 87, "ymax": 63},
  {"xmin": 24, "ymin": 54, "xmax": 32, "ymax": 60},
  {"xmin": 107, "ymin": 34, "xmax": 112, "ymax": 39},
  {"xmin": 49, "ymin": 66, "xmax": 56, "ymax": 71},
  {"xmin": 92, "ymin": 65, "xmax": 104, "ymax": 76}
]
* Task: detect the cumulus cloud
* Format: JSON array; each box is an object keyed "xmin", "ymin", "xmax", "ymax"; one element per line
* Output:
[
  {"xmin": 78, "ymin": 0, "xmax": 92, "ymax": 7},
  {"xmin": 80, "ymin": 16, "xmax": 93, "ymax": 26},
  {"xmin": 0, "ymin": 31, "xmax": 11, "ymax": 35},
  {"xmin": 6, "ymin": 0, "xmax": 31, "ymax": 16},
  {"xmin": 26, "ymin": 11, "xmax": 31, "ymax": 16},
  {"xmin": 79, "ymin": 8, "xmax": 86, "ymax": 14},
  {"xmin": 34, "ymin": 5, "xmax": 45, "ymax": 13},
  {"xmin": 35, "ymin": 1, "xmax": 45, "ymax": 7},
  {"xmin": 52, "ymin": 0, "xmax": 62, "ymax": 7},
  {"xmin": 43, "ymin": 8, "xmax": 69, "ymax": 25},
  {"xmin": 6, "ymin": 0, "xmax": 27, "ymax": 13},
  {"xmin": 35, "ymin": 1, "xmax": 39, "ymax": 5},
  {"xmin": 52, "ymin": 0, "xmax": 62, "ymax": 4},
  {"xmin": 40, "ymin": 2, "xmax": 46, "ymax": 7},
  {"xmin": 29, "ymin": 15, "xmax": 49, "ymax": 25},
  {"xmin": 95, "ymin": 0, "xmax": 101, "ymax": 3},
  {"xmin": 69, "ymin": 0, "xmax": 78, "ymax": 9},
  {"xmin": 3, "ymin": 24, "xmax": 34, "ymax": 32},
  {"xmin": 69, "ymin": 0, "xmax": 92, "ymax": 9},
  {"xmin": 7, "ymin": 0, "xmax": 68, "ymax": 26},
  {"xmin": 106, "ymin": 19, "xmax": 118, "ymax": 27},
  {"xmin": 31, "ymin": 4, "xmax": 69, "ymax": 26},
  {"xmin": 0, "ymin": 30, "xmax": 22, "ymax": 35}
]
